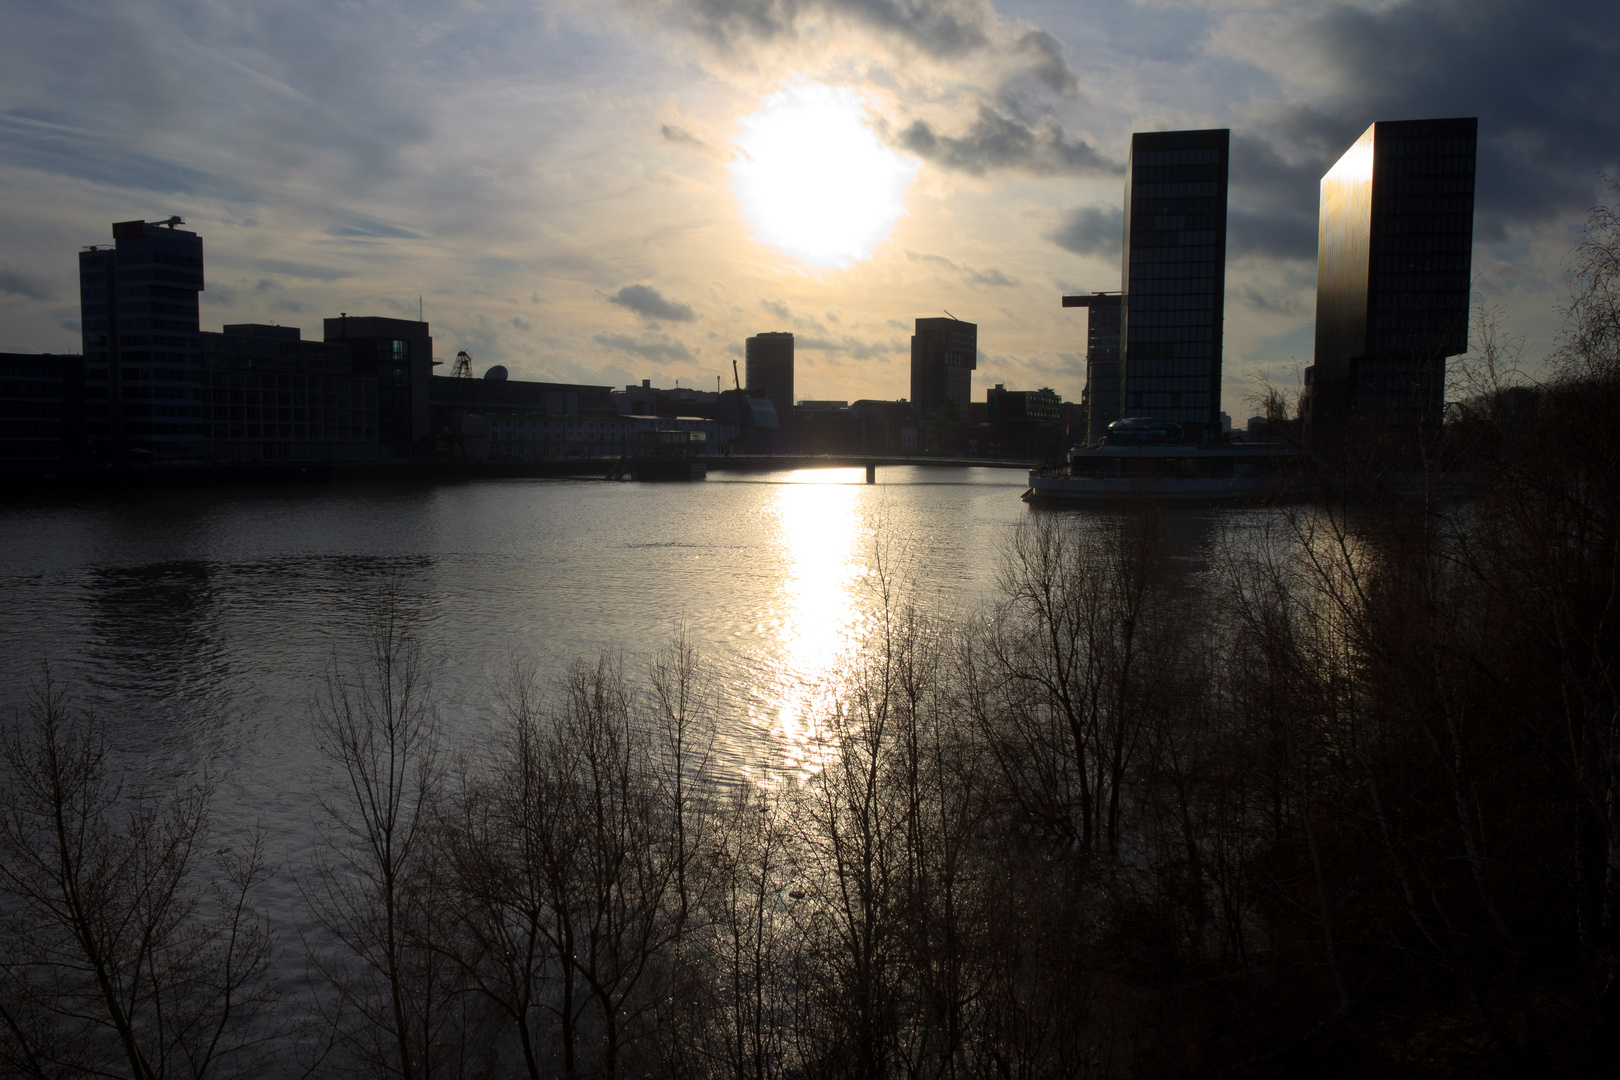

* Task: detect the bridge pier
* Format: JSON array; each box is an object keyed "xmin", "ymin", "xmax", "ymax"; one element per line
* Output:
[{"xmin": 865, "ymin": 463, "xmax": 876, "ymax": 484}]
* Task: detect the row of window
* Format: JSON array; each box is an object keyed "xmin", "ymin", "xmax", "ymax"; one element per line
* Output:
[
  {"xmin": 1379, "ymin": 195, "xmax": 1473, "ymax": 217},
  {"xmin": 1127, "ymin": 377, "xmax": 1215, "ymax": 395},
  {"xmin": 1381, "ymin": 174, "xmax": 1473, "ymax": 196},
  {"xmin": 1131, "ymin": 180, "xmax": 1220, "ymax": 199},
  {"xmin": 1124, "ymin": 359, "xmax": 1216, "ymax": 379},
  {"xmin": 1128, "ymin": 325, "xmax": 1217, "ymax": 343},
  {"xmin": 1129, "ymin": 307, "xmax": 1218, "ymax": 326},
  {"xmin": 1388, "ymin": 136, "xmax": 1474, "ymax": 158},
  {"xmin": 209, "ymin": 425, "xmax": 376, "ymax": 441},
  {"xmin": 1133, "ymin": 148, "xmax": 1222, "ymax": 167}
]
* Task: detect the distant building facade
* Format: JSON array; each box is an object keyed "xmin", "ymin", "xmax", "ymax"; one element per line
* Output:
[
  {"xmin": 1120, "ymin": 129, "xmax": 1229, "ymax": 442},
  {"xmin": 910, "ymin": 317, "xmax": 977, "ymax": 447},
  {"xmin": 1063, "ymin": 293, "xmax": 1122, "ymax": 443},
  {"xmin": 199, "ymin": 325, "xmax": 377, "ymax": 463},
  {"xmin": 79, "ymin": 218, "xmax": 205, "ymax": 462},
  {"xmin": 745, "ymin": 332, "xmax": 794, "ymax": 419},
  {"xmin": 323, "ymin": 315, "xmax": 433, "ymax": 457},
  {"xmin": 1304, "ymin": 117, "xmax": 1477, "ymax": 454},
  {"xmin": 0, "ymin": 354, "xmax": 84, "ymax": 466}
]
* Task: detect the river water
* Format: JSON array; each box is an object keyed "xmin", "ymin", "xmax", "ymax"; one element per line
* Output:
[
  {"xmin": 0, "ymin": 467, "xmax": 1026, "ymax": 819},
  {"xmin": 0, "ymin": 466, "xmax": 1249, "ymax": 903}
]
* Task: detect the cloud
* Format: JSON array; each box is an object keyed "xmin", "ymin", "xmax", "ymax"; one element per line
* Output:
[
  {"xmin": 904, "ymin": 250, "xmax": 1020, "ymax": 287},
  {"xmin": 761, "ymin": 297, "xmax": 793, "ymax": 321},
  {"xmin": 1049, "ymin": 206, "xmax": 1122, "ymax": 257},
  {"xmin": 648, "ymin": 0, "xmax": 991, "ymax": 59},
  {"xmin": 898, "ymin": 105, "xmax": 1116, "ymax": 176},
  {"xmin": 0, "ymin": 269, "xmax": 55, "ymax": 301},
  {"xmin": 660, "ymin": 123, "xmax": 711, "ymax": 153},
  {"xmin": 796, "ymin": 334, "xmax": 903, "ymax": 360},
  {"xmin": 607, "ymin": 284, "xmax": 697, "ymax": 322},
  {"xmin": 328, "ymin": 217, "xmax": 425, "ymax": 240},
  {"xmin": 593, "ymin": 332, "xmax": 695, "ymax": 362},
  {"xmin": 1217, "ymin": 0, "xmax": 1620, "ymax": 239}
]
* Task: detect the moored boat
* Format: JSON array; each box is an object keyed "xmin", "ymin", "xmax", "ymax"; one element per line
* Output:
[{"xmin": 1023, "ymin": 417, "xmax": 1313, "ymax": 505}]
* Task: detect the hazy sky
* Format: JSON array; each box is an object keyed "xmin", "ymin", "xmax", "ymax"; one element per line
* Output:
[{"xmin": 1, "ymin": 0, "xmax": 1614, "ymax": 414}]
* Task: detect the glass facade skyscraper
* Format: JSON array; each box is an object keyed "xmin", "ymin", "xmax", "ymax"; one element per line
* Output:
[
  {"xmin": 1306, "ymin": 117, "xmax": 1476, "ymax": 449},
  {"xmin": 1120, "ymin": 129, "xmax": 1229, "ymax": 442},
  {"xmin": 1062, "ymin": 293, "xmax": 1121, "ymax": 443},
  {"xmin": 910, "ymin": 316, "xmax": 977, "ymax": 422},
  {"xmin": 79, "ymin": 219, "xmax": 205, "ymax": 462}
]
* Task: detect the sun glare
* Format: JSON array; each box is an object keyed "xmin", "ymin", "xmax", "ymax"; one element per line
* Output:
[{"xmin": 731, "ymin": 83, "xmax": 918, "ymax": 268}]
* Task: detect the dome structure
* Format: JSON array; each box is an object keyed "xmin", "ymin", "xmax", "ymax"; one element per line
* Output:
[{"xmin": 484, "ymin": 365, "xmax": 509, "ymax": 381}]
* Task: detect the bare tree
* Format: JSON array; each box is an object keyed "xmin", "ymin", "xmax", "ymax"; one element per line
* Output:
[
  {"xmin": 304, "ymin": 595, "xmax": 473, "ymax": 1079},
  {"xmin": 0, "ymin": 669, "xmax": 279, "ymax": 1080}
]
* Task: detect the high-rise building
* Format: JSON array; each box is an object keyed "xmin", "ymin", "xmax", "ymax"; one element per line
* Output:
[
  {"xmin": 910, "ymin": 317, "xmax": 977, "ymax": 440},
  {"xmin": 745, "ymin": 332, "xmax": 794, "ymax": 418},
  {"xmin": 1305, "ymin": 117, "xmax": 1476, "ymax": 452},
  {"xmin": 79, "ymin": 218, "xmax": 205, "ymax": 462},
  {"xmin": 1063, "ymin": 293, "xmax": 1122, "ymax": 443},
  {"xmin": 1120, "ymin": 129, "xmax": 1229, "ymax": 442},
  {"xmin": 323, "ymin": 315, "xmax": 433, "ymax": 457}
]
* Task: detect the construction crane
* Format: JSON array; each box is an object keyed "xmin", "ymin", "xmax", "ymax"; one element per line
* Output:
[
  {"xmin": 732, "ymin": 358, "xmax": 742, "ymax": 393},
  {"xmin": 452, "ymin": 350, "xmax": 474, "ymax": 378}
]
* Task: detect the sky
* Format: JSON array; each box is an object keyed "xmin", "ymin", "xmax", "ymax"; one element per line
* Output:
[{"xmin": 1, "ymin": 0, "xmax": 1615, "ymax": 416}]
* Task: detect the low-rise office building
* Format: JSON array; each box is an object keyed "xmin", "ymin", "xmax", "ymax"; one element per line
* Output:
[{"xmin": 199, "ymin": 325, "xmax": 377, "ymax": 463}]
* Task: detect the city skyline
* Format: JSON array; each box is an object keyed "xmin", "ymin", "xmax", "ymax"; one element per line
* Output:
[{"xmin": 1, "ymin": 0, "xmax": 1615, "ymax": 416}]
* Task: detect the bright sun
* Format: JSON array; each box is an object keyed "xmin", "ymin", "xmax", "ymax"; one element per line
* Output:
[{"xmin": 731, "ymin": 83, "xmax": 918, "ymax": 268}]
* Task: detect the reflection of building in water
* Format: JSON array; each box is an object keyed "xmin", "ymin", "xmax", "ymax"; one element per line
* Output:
[
  {"xmin": 1303, "ymin": 117, "xmax": 1477, "ymax": 457},
  {"xmin": 1063, "ymin": 293, "xmax": 1122, "ymax": 443},
  {"xmin": 79, "ymin": 218, "xmax": 205, "ymax": 463},
  {"xmin": 1120, "ymin": 129, "xmax": 1230, "ymax": 444},
  {"xmin": 199, "ymin": 325, "xmax": 377, "ymax": 463}
]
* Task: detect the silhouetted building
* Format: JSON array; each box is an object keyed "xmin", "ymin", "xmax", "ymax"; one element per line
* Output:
[
  {"xmin": 79, "ymin": 218, "xmax": 205, "ymax": 462},
  {"xmin": 1120, "ymin": 129, "xmax": 1229, "ymax": 442},
  {"xmin": 323, "ymin": 315, "xmax": 433, "ymax": 457},
  {"xmin": 0, "ymin": 353, "xmax": 85, "ymax": 466},
  {"xmin": 199, "ymin": 325, "xmax": 377, "ymax": 463},
  {"xmin": 745, "ymin": 332, "xmax": 794, "ymax": 420},
  {"xmin": 987, "ymin": 384, "xmax": 1065, "ymax": 458},
  {"xmin": 429, "ymin": 373, "xmax": 629, "ymax": 459},
  {"xmin": 1304, "ymin": 117, "xmax": 1477, "ymax": 455},
  {"xmin": 1063, "ymin": 293, "xmax": 1122, "ymax": 442},
  {"xmin": 910, "ymin": 317, "xmax": 977, "ymax": 447}
]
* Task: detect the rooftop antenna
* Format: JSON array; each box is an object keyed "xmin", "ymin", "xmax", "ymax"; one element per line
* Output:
[
  {"xmin": 943, "ymin": 309, "xmax": 959, "ymax": 321},
  {"xmin": 419, "ymin": 296, "xmax": 422, "ymax": 322}
]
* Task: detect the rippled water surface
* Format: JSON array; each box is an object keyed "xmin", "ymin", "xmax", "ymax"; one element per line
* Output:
[{"xmin": 1, "ymin": 468, "xmax": 1055, "ymax": 837}]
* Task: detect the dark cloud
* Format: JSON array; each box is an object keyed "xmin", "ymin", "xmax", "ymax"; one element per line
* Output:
[
  {"xmin": 594, "ymin": 332, "xmax": 695, "ymax": 362},
  {"xmin": 1248, "ymin": 0, "xmax": 1620, "ymax": 240},
  {"xmin": 1013, "ymin": 29, "xmax": 1077, "ymax": 96},
  {"xmin": 899, "ymin": 106, "xmax": 1116, "ymax": 176},
  {"xmin": 1227, "ymin": 208, "xmax": 1318, "ymax": 261},
  {"xmin": 651, "ymin": 0, "xmax": 990, "ymax": 58},
  {"xmin": 760, "ymin": 297, "xmax": 793, "ymax": 320},
  {"xmin": 660, "ymin": 123, "xmax": 710, "ymax": 152},
  {"xmin": 608, "ymin": 284, "xmax": 697, "ymax": 322},
  {"xmin": 0, "ymin": 269, "xmax": 55, "ymax": 301},
  {"xmin": 1049, "ymin": 206, "xmax": 1122, "ymax": 257}
]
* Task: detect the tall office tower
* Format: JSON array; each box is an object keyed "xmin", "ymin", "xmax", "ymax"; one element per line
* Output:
[
  {"xmin": 1120, "ymin": 129, "xmax": 1229, "ymax": 442},
  {"xmin": 1063, "ymin": 293, "xmax": 1122, "ymax": 443},
  {"xmin": 79, "ymin": 218, "xmax": 205, "ymax": 462},
  {"xmin": 910, "ymin": 316, "xmax": 978, "ymax": 430},
  {"xmin": 745, "ymin": 332, "xmax": 795, "ymax": 417},
  {"xmin": 323, "ymin": 315, "xmax": 434, "ymax": 457},
  {"xmin": 1307, "ymin": 118, "xmax": 1476, "ymax": 452}
]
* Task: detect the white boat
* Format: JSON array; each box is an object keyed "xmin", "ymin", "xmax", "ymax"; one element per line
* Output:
[{"xmin": 1024, "ymin": 418, "xmax": 1314, "ymax": 505}]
